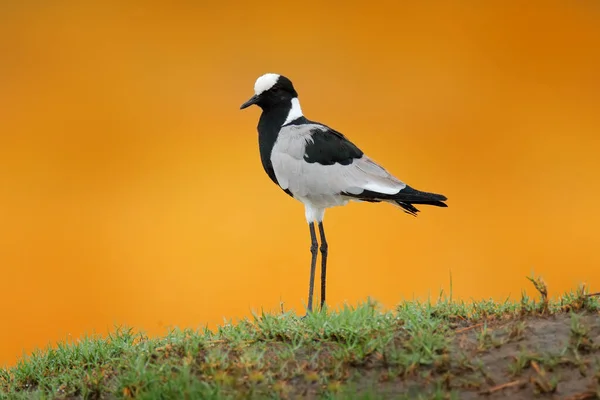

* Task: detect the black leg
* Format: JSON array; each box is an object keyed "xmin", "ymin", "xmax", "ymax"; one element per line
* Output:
[
  {"xmin": 307, "ymin": 222, "xmax": 318, "ymax": 313},
  {"xmin": 318, "ymin": 221, "xmax": 328, "ymax": 310}
]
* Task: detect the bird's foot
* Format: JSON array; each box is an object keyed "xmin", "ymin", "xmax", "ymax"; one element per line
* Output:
[{"xmin": 300, "ymin": 309, "xmax": 313, "ymax": 320}]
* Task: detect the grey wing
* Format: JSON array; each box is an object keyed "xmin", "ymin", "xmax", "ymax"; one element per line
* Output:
[
  {"xmin": 272, "ymin": 154, "xmax": 405, "ymax": 197},
  {"xmin": 271, "ymin": 124, "xmax": 406, "ymax": 200}
]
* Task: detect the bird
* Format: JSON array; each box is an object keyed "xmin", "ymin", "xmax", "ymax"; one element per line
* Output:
[{"xmin": 240, "ymin": 73, "xmax": 447, "ymax": 314}]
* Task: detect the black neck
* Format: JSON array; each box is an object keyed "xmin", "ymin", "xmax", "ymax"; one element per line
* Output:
[{"xmin": 257, "ymin": 101, "xmax": 292, "ymax": 185}]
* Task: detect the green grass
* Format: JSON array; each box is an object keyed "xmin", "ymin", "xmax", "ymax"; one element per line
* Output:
[{"xmin": 2, "ymin": 276, "xmax": 600, "ymax": 399}]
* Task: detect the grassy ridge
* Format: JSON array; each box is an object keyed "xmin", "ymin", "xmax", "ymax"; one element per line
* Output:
[{"xmin": 1, "ymin": 277, "xmax": 600, "ymax": 399}]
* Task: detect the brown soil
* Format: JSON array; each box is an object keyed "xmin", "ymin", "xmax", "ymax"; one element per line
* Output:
[
  {"xmin": 343, "ymin": 313, "xmax": 600, "ymax": 399},
  {"xmin": 253, "ymin": 313, "xmax": 600, "ymax": 399}
]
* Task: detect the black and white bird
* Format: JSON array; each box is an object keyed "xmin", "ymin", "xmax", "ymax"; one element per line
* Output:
[{"xmin": 240, "ymin": 73, "xmax": 447, "ymax": 313}]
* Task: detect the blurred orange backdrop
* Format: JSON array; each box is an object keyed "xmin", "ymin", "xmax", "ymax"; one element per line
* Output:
[{"xmin": 1, "ymin": 1, "xmax": 600, "ymax": 366}]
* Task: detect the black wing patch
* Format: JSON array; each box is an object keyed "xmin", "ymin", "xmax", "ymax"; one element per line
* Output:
[{"xmin": 303, "ymin": 126, "xmax": 363, "ymax": 166}]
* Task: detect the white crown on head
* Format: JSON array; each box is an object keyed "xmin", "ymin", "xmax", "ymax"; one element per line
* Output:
[{"xmin": 254, "ymin": 73, "xmax": 280, "ymax": 95}]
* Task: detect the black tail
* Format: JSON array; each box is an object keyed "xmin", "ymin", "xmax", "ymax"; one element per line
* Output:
[
  {"xmin": 343, "ymin": 185, "xmax": 447, "ymax": 217},
  {"xmin": 393, "ymin": 186, "xmax": 447, "ymax": 216}
]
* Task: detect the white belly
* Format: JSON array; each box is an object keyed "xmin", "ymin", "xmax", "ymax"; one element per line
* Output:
[{"xmin": 293, "ymin": 193, "xmax": 350, "ymax": 210}]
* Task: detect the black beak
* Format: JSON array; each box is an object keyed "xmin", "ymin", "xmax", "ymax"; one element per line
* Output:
[{"xmin": 240, "ymin": 95, "xmax": 259, "ymax": 110}]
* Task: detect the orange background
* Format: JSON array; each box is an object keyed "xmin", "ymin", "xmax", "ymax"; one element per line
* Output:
[{"xmin": 1, "ymin": 2, "xmax": 599, "ymax": 366}]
